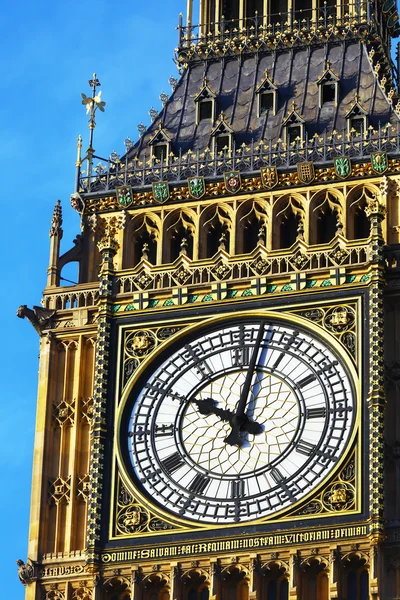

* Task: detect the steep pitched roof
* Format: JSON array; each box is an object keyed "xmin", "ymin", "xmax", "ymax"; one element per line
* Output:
[{"xmin": 128, "ymin": 40, "xmax": 397, "ymax": 161}]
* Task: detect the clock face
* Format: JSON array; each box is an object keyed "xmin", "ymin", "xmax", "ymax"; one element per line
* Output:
[{"xmin": 125, "ymin": 317, "xmax": 356, "ymax": 525}]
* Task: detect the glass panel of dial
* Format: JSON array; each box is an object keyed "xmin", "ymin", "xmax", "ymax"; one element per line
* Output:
[{"xmin": 128, "ymin": 320, "xmax": 355, "ymax": 524}]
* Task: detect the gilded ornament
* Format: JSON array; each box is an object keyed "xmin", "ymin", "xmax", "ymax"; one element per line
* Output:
[
  {"xmin": 371, "ymin": 151, "xmax": 388, "ymax": 174},
  {"xmin": 223, "ymin": 170, "xmax": 242, "ymax": 194},
  {"xmin": 297, "ymin": 161, "xmax": 315, "ymax": 184},
  {"xmin": 188, "ymin": 176, "xmax": 206, "ymax": 199},
  {"xmin": 116, "ymin": 185, "xmax": 133, "ymax": 208},
  {"xmin": 152, "ymin": 181, "xmax": 170, "ymax": 203},
  {"xmin": 334, "ymin": 156, "xmax": 352, "ymax": 179},
  {"xmin": 125, "ymin": 330, "xmax": 157, "ymax": 359},
  {"xmin": 260, "ymin": 165, "xmax": 279, "ymax": 189}
]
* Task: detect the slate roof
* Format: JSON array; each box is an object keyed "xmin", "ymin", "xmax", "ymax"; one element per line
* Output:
[{"xmin": 129, "ymin": 40, "xmax": 398, "ymax": 161}]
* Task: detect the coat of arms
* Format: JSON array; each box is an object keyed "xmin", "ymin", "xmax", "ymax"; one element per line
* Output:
[
  {"xmin": 116, "ymin": 185, "xmax": 133, "ymax": 208},
  {"xmin": 260, "ymin": 166, "xmax": 278, "ymax": 189},
  {"xmin": 224, "ymin": 170, "xmax": 241, "ymax": 194},
  {"xmin": 152, "ymin": 181, "xmax": 170, "ymax": 203},
  {"xmin": 188, "ymin": 176, "xmax": 206, "ymax": 199},
  {"xmin": 371, "ymin": 151, "xmax": 388, "ymax": 174},
  {"xmin": 297, "ymin": 161, "xmax": 315, "ymax": 184},
  {"xmin": 334, "ymin": 156, "xmax": 351, "ymax": 179}
]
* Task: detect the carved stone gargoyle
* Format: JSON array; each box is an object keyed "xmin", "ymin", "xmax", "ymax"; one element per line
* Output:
[
  {"xmin": 16, "ymin": 305, "xmax": 56, "ymax": 335},
  {"xmin": 16, "ymin": 559, "xmax": 35, "ymax": 585}
]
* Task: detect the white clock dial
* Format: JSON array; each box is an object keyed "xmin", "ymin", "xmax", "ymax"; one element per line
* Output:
[{"xmin": 126, "ymin": 318, "xmax": 356, "ymax": 524}]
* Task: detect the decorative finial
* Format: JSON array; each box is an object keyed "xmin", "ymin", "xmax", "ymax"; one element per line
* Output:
[
  {"xmin": 180, "ymin": 237, "xmax": 188, "ymax": 256},
  {"xmin": 291, "ymin": 101, "xmax": 297, "ymax": 111},
  {"xmin": 142, "ymin": 242, "xmax": 149, "ymax": 261},
  {"xmin": 81, "ymin": 73, "xmax": 106, "ymax": 184},
  {"xmin": 137, "ymin": 123, "xmax": 146, "ymax": 136},
  {"xmin": 160, "ymin": 91, "xmax": 169, "ymax": 106},
  {"xmin": 50, "ymin": 200, "xmax": 63, "ymax": 238},
  {"xmin": 124, "ymin": 137, "xmax": 133, "ymax": 151},
  {"xmin": 81, "ymin": 74, "xmax": 106, "ymax": 135},
  {"xmin": 169, "ymin": 76, "xmax": 179, "ymax": 90},
  {"xmin": 149, "ymin": 107, "xmax": 158, "ymax": 122},
  {"xmin": 109, "ymin": 151, "xmax": 120, "ymax": 163}
]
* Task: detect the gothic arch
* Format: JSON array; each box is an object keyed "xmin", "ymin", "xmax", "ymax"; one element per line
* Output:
[
  {"xmin": 219, "ymin": 562, "xmax": 249, "ymax": 600},
  {"xmin": 163, "ymin": 208, "xmax": 196, "ymax": 263},
  {"xmin": 236, "ymin": 199, "xmax": 269, "ymax": 254},
  {"xmin": 181, "ymin": 567, "xmax": 210, "ymax": 600},
  {"xmin": 346, "ymin": 185, "xmax": 377, "ymax": 240},
  {"xmin": 309, "ymin": 190, "xmax": 343, "ymax": 245},
  {"xmin": 259, "ymin": 559, "xmax": 289, "ymax": 600},
  {"xmin": 272, "ymin": 195, "xmax": 305, "ymax": 250},
  {"xmin": 199, "ymin": 204, "xmax": 233, "ymax": 258},
  {"xmin": 103, "ymin": 575, "xmax": 131, "ymax": 600},
  {"xmin": 123, "ymin": 213, "xmax": 161, "ymax": 268},
  {"xmin": 297, "ymin": 555, "xmax": 330, "ymax": 600},
  {"xmin": 340, "ymin": 551, "xmax": 370, "ymax": 600},
  {"xmin": 140, "ymin": 570, "xmax": 170, "ymax": 600}
]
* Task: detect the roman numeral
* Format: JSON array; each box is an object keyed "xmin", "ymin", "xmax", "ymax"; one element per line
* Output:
[
  {"xmin": 297, "ymin": 374, "xmax": 317, "ymax": 389},
  {"xmin": 231, "ymin": 480, "xmax": 245, "ymax": 499},
  {"xmin": 188, "ymin": 473, "xmax": 210, "ymax": 495},
  {"xmin": 154, "ymin": 424, "xmax": 174, "ymax": 437},
  {"xmin": 231, "ymin": 346, "xmax": 251, "ymax": 367},
  {"xmin": 161, "ymin": 452, "xmax": 184, "ymax": 474},
  {"xmin": 270, "ymin": 468, "xmax": 285, "ymax": 484},
  {"xmin": 306, "ymin": 407, "xmax": 327, "ymax": 419},
  {"xmin": 296, "ymin": 440, "xmax": 316, "ymax": 456}
]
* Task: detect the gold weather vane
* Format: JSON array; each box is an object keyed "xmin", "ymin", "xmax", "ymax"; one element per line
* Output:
[{"xmin": 80, "ymin": 73, "xmax": 106, "ymax": 186}]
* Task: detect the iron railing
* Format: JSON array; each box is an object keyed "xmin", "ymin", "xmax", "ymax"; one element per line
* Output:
[{"xmin": 79, "ymin": 125, "xmax": 400, "ymax": 194}]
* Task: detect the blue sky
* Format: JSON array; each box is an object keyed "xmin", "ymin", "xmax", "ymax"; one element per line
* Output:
[{"xmin": 1, "ymin": 1, "xmax": 186, "ymax": 595}]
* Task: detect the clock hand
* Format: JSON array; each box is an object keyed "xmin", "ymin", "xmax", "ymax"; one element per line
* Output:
[
  {"xmin": 193, "ymin": 398, "xmax": 263, "ymax": 436},
  {"xmin": 224, "ymin": 322, "xmax": 266, "ymax": 447}
]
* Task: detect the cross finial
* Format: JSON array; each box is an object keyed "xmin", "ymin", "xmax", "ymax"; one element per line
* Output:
[{"xmin": 88, "ymin": 73, "xmax": 101, "ymax": 94}]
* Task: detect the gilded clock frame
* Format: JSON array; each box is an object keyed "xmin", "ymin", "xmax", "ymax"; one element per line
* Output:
[{"xmin": 110, "ymin": 297, "xmax": 363, "ymax": 540}]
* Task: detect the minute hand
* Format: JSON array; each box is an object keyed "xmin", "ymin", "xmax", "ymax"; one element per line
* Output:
[{"xmin": 224, "ymin": 323, "xmax": 266, "ymax": 447}]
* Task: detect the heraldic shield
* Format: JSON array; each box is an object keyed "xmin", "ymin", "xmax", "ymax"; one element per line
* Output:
[
  {"xmin": 224, "ymin": 170, "xmax": 242, "ymax": 194},
  {"xmin": 297, "ymin": 161, "xmax": 315, "ymax": 184},
  {"xmin": 371, "ymin": 151, "xmax": 388, "ymax": 174},
  {"xmin": 334, "ymin": 156, "xmax": 352, "ymax": 179},
  {"xmin": 188, "ymin": 176, "xmax": 206, "ymax": 199},
  {"xmin": 261, "ymin": 166, "xmax": 278, "ymax": 189},
  {"xmin": 152, "ymin": 181, "xmax": 170, "ymax": 203},
  {"xmin": 116, "ymin": 185, "xmax": 133, "ymax": 208}
]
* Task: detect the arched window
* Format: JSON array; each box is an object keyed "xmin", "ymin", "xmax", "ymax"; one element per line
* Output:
[
  {"xmin": 347, "ymin": 187, "xmax": 373, "ymax": 240},
  {"xmin": 298, "ymin": 559, "xmax": 329, "ymax": 600},
  {"xmin": 163, "ymin": 211, "xmax": 195, "ymax": 263},
  {"xmin": 269, "ymin": 0, "xmax": 288, "ymax": 24},
  {"xmin": 310, "ymin": 191, "xmax": 342, "ymax": 245},
  {"xmin": 200, "ymin": 206, "xmax": 232, "ymax": 258},
  {"xmin": 260, "ymin": 563, "xmax": 289, "ymax": 600},
  {"xmin": 237, "ymin": 201, "xmax": 268, "ymax": 254},
  {"xmin": 123, "ymin": 216, "xmax": 159, "ymax": 268},
  {"xmin": 222, "ymin": 0, "xmax": 239, "ymax": 22},
  {"xmin": 342, "ymin": 555, "xmax": 369, "ymax": 600},
  {"xmin": 273, "ymin": 198, "xmax": 304, "ymax": 250},
  {"xmin": 294, "ymin": 0, "xmax": 312, "ymax": 22}
]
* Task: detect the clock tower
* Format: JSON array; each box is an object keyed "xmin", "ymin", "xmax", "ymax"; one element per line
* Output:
[{"xmin": 18, "ymin": 1, "xmax": 400, "ymax": 599}]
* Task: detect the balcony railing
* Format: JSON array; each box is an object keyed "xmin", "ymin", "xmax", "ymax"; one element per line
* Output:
[
  {"xmin": 177, "ymin": 2, "xmax": 372, "ymax": 50},
  {"xmin": 78, "ymin": 125, "xmax": 400, "ymax": 195}
]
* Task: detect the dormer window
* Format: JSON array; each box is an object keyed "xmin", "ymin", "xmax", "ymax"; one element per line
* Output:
[
  {"xmin": 153, "ymin": 144, "xmax": 168, "ymax": 161},
  {"xmin": 317, "ymin": 62, "xmax": 339, "ymax": 107},
  {"xmin": 195, "ymin": 78, "xmax": 217, "ymax": 124},
  {"xmin": 216, "ymin": 135, "xmax": 230, "ymax": 153},
  {"xmin": 199, "ymin": 100, "xmax": 213, "ymax": 121},
  {"xmin": 211, "ymin": 112, "xmax": 234, "ymax": 154},
  {"xmin": 256, "ymin": 71, "xmax": 278, "ymax": 117},
  {"xmin": 287, "ymin": 125, "xmax": 302, "ymax": 144},
  {"xmin": 149, "ymin": 122, "xmax": 172, "ymax": 164},
  {"xmin": 282, "ymin": 103, "xmax": 305, "ymax": 145},
  {"xmin": 346, "ymin": 96, "xmax": 368, "ymax": 137}
]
